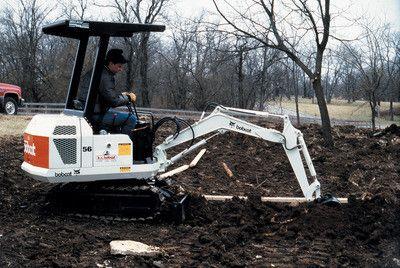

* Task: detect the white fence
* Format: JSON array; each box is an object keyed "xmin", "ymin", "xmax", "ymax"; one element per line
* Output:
[
  {"xmin": 19, "ymin": 102, "xmax": 374, "ymax": 128},
  {"xmin": 20, "ymin": 103, "xmax": 64, "ymax": 115},
  {"xmin": 19, "ymin": 102, "xmax": 203, "ymax": 119}
]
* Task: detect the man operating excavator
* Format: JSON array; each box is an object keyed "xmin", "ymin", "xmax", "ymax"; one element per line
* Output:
[{"xmin": 78, "ymin": 48, "xmax": 137, "ymax": 135}]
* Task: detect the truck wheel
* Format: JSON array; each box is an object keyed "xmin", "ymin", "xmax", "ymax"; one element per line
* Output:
[{"xmin": 4, "ymin": 97, "xmax": 17, "ymax": 115}]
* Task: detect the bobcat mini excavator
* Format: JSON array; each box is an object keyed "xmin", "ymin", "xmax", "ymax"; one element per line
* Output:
[{"xmin": 22, "ymin": 20, "xmax": 338, "ymax": 221}]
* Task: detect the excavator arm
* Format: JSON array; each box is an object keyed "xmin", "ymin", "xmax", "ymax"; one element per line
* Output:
[{"xmin": 154, "ymin": 106, "xmax": 321, "ymax": 201}]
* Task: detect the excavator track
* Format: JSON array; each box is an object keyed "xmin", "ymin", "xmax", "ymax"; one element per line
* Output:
[{"xmin": 45, "ymin": 180, "xmax": 182, "ymax": 221}]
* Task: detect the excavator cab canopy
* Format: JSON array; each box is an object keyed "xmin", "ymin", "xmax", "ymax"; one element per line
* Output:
[{"xmin": 42, "ymin": 20, "xmax": 165, "ymax": 119}]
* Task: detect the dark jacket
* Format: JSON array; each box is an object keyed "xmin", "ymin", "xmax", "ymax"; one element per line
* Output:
[{"xmin": 78, "ymin": 66, "xmax": 130, "ymax": 114}]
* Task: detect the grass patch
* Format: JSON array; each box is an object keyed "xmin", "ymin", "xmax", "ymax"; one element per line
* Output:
[
  {"xmin": 270, "ymin": 98, "xmax": 400, "ymax": 124},
  {"xmin": 0, "ymin": 115, "xmax": 32, "ymax": 136}
]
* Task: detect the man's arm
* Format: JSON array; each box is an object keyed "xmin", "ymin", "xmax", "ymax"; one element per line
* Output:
[{"xmin": 99, "ymin": 72, "xmax": 130, "ymax": 108}]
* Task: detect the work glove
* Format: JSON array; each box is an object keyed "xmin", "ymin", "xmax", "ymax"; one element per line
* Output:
[{"xmin": 123, "ymin": 92, "xmax": 137, "ymax": 103}]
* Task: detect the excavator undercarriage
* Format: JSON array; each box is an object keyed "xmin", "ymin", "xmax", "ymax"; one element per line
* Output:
[{"xmin": 46, "ymin": 179, "xmax": 188, "ymax": 222}]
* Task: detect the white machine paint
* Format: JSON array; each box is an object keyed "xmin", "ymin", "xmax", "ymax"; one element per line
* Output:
[{"xmin": 21, "ymin": 106, "xmax": 321, "ymax": 201}]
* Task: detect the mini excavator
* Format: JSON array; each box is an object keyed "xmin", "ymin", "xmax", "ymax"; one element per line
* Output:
[{"xmin": 21, "ymin": 20, "xmax": 338, "ymax": 221}]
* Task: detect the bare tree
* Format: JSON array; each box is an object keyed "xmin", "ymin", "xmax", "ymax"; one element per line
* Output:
[
  {"xmin": 340, "ymin": 22, "xmax": 388, "ymax": 130},
  {"xmin": 393, "ymin": 33, "xmax": 400, "ymax": 120},
  {"xmin": 291, "ymin": 60, "xmax": 302, "ymax": 125},
  {"xmin": 323, "ymin": 49, "xmax": 342, "ymax": 103},
  {"xmin": 335, "ymin": 46, "xmax": 359, "ymax": 103},
  {"xmin": 212, "ymin": 0, "xmax": 334, "ymax": 146},
  {"xmin": 61, "ymin": 0, "xmax": 89, "ymax": 20},
  {"xmin": 96, "ymin": 0, "xmax": 169, "ymax": 107},
  {"xmin": 257, "ymin": 47, "xmax": 281, "ymax": 110},
  {"xmin": 131, "ymin": 0, "xmax": 169, "ymax": 107},
  {"xmin": 383, "ymin": 29, "xmax": 400, "ymax": 121},
  {"xmin": 0, "ymin": 0, "xmax": 53, "ymax": 102},
  {"xmin": 158, "ymin": 22, "xmax": 194, "ymax": 109}
]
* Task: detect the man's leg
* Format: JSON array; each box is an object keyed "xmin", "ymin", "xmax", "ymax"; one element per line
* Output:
[{"xmin": 101, "ymin": 108, "xmax": 137, "ymax": 135}]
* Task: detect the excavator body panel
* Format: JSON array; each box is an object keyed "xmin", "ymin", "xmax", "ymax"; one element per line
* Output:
[{"xmin": 22, "ymin": 114, "xmax": 160, "ymax": 183}]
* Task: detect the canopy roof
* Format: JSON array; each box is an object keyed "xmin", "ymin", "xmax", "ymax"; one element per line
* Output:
[{"xmin": 42, "ymin": 20, "xmax": 165, "ymax": 39}]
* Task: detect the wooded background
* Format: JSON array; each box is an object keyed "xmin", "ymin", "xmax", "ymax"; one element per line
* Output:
[{"xmin": 0, "ymin": 0, "xmax": 399, "ymax": 142}]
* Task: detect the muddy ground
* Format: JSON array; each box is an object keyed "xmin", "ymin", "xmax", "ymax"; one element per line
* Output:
[{"xmin": 1, "ymin": 120, "xmax": 400, "ymax": 267}]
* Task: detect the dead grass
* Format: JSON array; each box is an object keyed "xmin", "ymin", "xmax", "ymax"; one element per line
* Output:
[
  {"xmin": 0, "ymin": 115, "xmax": 32, "ymax": 137},
  {"xmin": 271, "ymin": 98, "xmax": 400, "ymax": 124},
  {"xmin": 0, "ymin": 100, "xmax": 398, "ymax": 137}
]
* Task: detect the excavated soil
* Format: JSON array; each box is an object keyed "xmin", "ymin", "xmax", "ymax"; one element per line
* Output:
[{"xmin": 1, "ymin": 121, "xmax": 400, "ymax": 267}]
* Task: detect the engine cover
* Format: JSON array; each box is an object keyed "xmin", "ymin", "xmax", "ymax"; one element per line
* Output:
[{"xmin": 21, "ymin": 114, "xmax": 160, "ymax": 183}]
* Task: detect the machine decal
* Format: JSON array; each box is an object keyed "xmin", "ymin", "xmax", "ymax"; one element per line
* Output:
[
  {"xmin": 118, "ymin": 143, "xmax": 131, "ymax": 156},
  {"xmin": 96, "ymin": 153, "xmax": 117, "ymax": 162},
  {"xmin": 55, "ymin": 171, "xmax": 73, "ymax": 177},
  {"xmin": 236, "ymin": 125, "xmax": 252, "ymax": 133},
  {"xmin": 23, "ymin": 133, "xmax": 49, "ymax": 168},
  {"xmin": 82, "ymin": 146, "xmax": 92, "ymax": 152},
  {"xmin": 228, "ymin": 122, "xmax": 252, "ymax": 133},
  {"xmin": 73, "ymin": 169, "xmax": 80, "ymax": 175},
  {"xmin": 120, "ymin": 166, "xmax": 131, "ymax": 173}
]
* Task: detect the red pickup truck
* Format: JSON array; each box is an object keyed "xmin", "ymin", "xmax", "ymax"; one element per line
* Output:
[{"xmin": 0, "ymin": 83, "xmax": 24, "ymax": 115}]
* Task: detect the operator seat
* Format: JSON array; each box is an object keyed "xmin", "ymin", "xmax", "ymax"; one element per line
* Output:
[{"xmin": 72, "ymin": 99, "xmax": 119, "ymax": 134}]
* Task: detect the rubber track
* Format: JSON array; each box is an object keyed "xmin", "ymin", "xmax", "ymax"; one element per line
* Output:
[{"xmin": 46, "ymin": 180, "xmax": 164, "ymax": 221}]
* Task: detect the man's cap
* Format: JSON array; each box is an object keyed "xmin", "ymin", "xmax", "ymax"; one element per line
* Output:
[{"xmin": 106, "ymin": 48, "xmax": 128, "ymax": 64}]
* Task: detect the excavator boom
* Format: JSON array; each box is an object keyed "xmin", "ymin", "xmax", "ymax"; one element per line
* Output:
[{"xmin": 155, "ymin": 105, "xmax": 321, "ymax": 201}]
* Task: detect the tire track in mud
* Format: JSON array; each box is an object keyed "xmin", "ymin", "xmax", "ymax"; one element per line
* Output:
[{"xmin": 252, "ymin": 237, "xmax": 333, "ymax": 267}]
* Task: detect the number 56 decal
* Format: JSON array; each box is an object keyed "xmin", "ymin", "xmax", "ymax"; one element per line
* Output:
[{"xmin": 82, "ymin": 146, "xmax": 92, "ymax": 152}]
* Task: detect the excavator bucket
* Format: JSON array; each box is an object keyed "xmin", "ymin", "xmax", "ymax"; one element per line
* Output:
[{"xmin": 316, "ymin": 194, "xmax": 342, "ymax": 206}]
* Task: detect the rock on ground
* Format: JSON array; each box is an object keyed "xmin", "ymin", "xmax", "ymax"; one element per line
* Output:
[{"xmin": 110, "ymin": 240, "xmax": 161, "ymax": 256}]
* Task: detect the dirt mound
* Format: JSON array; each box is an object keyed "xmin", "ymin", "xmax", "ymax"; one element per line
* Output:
[
  {"xmin": 1, "ymin": 123, "xmax": 400, "ymax": 267},
  {"xmin": 186, "ymin": 195, "xmax": 400, "ymax": 266},
  {"xmin": 373, "ymin": 124, "xmax": 400, "ymax": 137}
]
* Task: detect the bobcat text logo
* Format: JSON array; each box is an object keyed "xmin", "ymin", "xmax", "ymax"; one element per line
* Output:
[
  {"xmin": 236, "ymin": 125, "xmax": 251, "ymax": 133},
  {"xmin": 228, "ymin": 121, "xmax": 251, "ymax": 133},
  {"xmin": 55, "ymin": 171, "xmax": 72, "ymax": 177},
  {"xmin": 24, "ymin": 141, "xmax": 36, "ymax": 156}
]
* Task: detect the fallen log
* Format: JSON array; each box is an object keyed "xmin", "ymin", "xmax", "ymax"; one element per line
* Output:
[
  {"xmin": 221, "ymin": 162, "xmax": 234, "ymax": 178},
  {"xmin": 203, "ymin": 195, "xmax": 348, "ymax": 204},
  {"xmin": 158, "ymin": 165, "xmax": 189, "ymax": 179},
  {"xmin": 190, "ymin": 149, "xmax": 207, "ymax": 167}
]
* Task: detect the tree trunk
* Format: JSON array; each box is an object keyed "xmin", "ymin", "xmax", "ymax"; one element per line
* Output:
[
  {"xmin": 238, "ymin": 49, "xmax": 244, "ymax": 108},
  {"xmin": 389, "ymin": 99, "xmax": 394, "ymax": 121},
  {"xmin": 313, "ymin": 79, "xmax": 333, "ymax": 146},
  {"xmin": 369, "ymin": 96, "xmax": 377, "ymax": 131},
  {"xmin": 326, "ymin": 90, "xmax": 332, "ymax": 104},
  {"xmin": 302, "ymin": 73, "xmax": 307, "ymax": 98},
  {"xmin": 293, "ymin": 62, "xmax": 300, "ymax": 125},
  {"xmin": 295, "ymin": 87, "xmax": 300, "ymax": 126},
  {"xmin": 258, "ymin": 89, "xmax": 265, "ymax": 111},
  {"xmin": 125, "ymin": 41, "xmax": 134, "ymax": 91},
  {"xmin": 139, "ymin": 33, "xmax": 150, "ymax": 107},
  {"xmin": 370, "ymin": 104, "xmax": 376, "ymax": 131},
  {"xmin": 258, "ymin": 48, "xmax": 267, "ymax": 111},
  {"xmin": 347, "ymin": 84, "xmax": 351, "ymax": 103}
]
